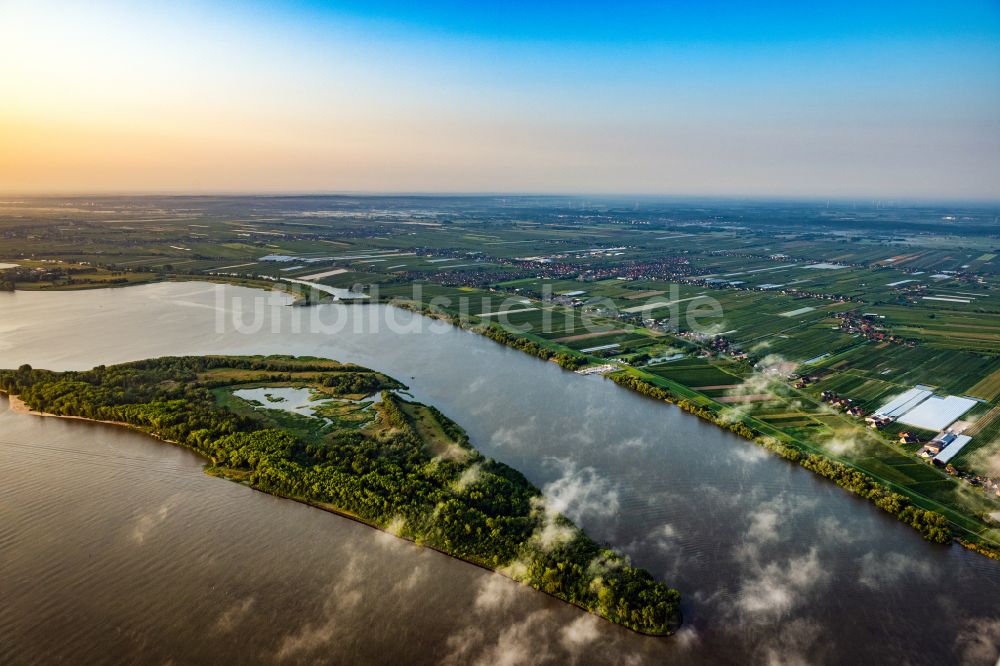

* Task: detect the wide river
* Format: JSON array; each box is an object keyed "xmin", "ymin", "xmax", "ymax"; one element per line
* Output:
[{"xmin": 1, "ymin": 282, "xmax": 998, "ymax": 665}]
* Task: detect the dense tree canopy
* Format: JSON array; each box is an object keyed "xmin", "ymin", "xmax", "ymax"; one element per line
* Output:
[{"xmin": 0, "ymin": 355, "xmax": 681, "ymax": 635}]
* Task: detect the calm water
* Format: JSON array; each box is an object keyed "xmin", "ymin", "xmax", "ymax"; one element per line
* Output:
[{"xmin": 0, "ymin": 282, "xmax": 998, "ymax": 665}]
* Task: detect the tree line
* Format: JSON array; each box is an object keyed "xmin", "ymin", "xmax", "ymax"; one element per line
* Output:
[
  {"xmin": 0, "ymin": 355, "xmax": 681, "ymax": 635},
  {"xmin": 608, "ymin": 371, "xmax": 954, "ymax": 544}
]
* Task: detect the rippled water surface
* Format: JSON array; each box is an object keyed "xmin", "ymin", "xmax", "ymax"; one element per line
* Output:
[{"xmin": 1, "ymin": 282, "xmax": 998, "ymax": 665}]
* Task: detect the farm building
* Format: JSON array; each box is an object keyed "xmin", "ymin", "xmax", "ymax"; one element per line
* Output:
[
  {"xmin": 865, "ymin": 415, "xmax": 893, "ymax": 429},
  {"xmin": 896, "ymin": 396, "xmax": 977, "ymax": 431},
  {"xmin": 579, "ymin": 343, "xmax": 620, "ymax": 354},
  {"xmin": 873, "ymin": 386, "xmax": 977, "ymax": 432},
  {"xmin": 874, "ymin": 387, "xmax": 934, "ymax": 419},
  {"xmin": 920, "ymin": 432, "xmax": 957, "ymax": 457},
  {"xmin": 933, "ymin": 435, "xmax": 973, "ymax": 465}
]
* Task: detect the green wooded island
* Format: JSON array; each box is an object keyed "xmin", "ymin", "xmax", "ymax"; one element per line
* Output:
[{"xmin": 0, "ymin": 355, "xmax": 681, "ymax": 636}]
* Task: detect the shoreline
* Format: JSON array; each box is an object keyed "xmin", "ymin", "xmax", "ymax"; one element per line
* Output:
[
  {"xmin": 372, "ymin": 298, "xmax": 1000, "ymax": 558},
  {"xmin": 7, "ymin": 394, "xmax": 132, "ymax": 428},
  {"xmin": 231, "ymin": 477, "xmax": 678, "ymax": 637},
  {"xmin": 7, "ymin": 279, "xmax": 1000, "ymax": 558},
  {"xmin": 1, "ymin": 391, "xmax": 679, "ymax": 637}
]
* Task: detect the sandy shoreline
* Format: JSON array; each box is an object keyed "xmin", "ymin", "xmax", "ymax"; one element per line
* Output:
[
  {"xmin": 5, "ymin": 393, "xmax": 132, "ymax": 428},
  {"xmin": 7, "ymin": 394, "xmax": 42, "ymax": 415}
]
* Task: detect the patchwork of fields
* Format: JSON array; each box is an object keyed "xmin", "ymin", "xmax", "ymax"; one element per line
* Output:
[{"xmin": 2, "ymin": 196, "xmax": 1000, "ymax": 551}]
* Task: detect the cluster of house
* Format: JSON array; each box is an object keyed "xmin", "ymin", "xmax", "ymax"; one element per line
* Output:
[
  {"xmin": 671, "ymin": 332, "xmax": 750, "ymax": 360},
  {"xmin": 549, "ymin": 290, "xmax": 587, "ymax": 306},
  {"xmin": 860, "ymin": 402, "xmax": 999, "ymax": 496},
  {"xmin": 865, "ymin": 414, "xmax": 894, "ymax": 429},
  {"xmin": 820, "ymin": 390, "xmax": 867, "ymax": 417},
  {"xmin": 834, "ymin": 312, "xmax": 913, "ymax": 346},
  {"xmin": 919, "ymin": 431, "xmax": 970, "ymax": 459},
  {"xmin": 688, "ymin": 273, "xmax": 863, "ymax": 304},
  {"xmin": 921, "ymin": 433, "xmax": 1000, "ymax": 496},
  {"xmin": 707, "ymin": 336, "xmax": 749, "ymax": 360},
  {"xmin": 792, "ymin": 374, "xmax": 818, "ymax": 389},
  {"xmin": 886, "ymin": 425, "xmax": 999, "ymax": 496},
  {"xmin": 968, "ymin": 474, "xmax": 1000, "ymax": 496}
]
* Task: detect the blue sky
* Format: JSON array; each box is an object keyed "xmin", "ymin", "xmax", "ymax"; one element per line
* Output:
[
  {"xmin": 1, "ymin": 0, "xmax": 998, "ymax": 197},
  {"xmin": 267, "ymin": 1, "xmax": 999, "ymax": 42}
]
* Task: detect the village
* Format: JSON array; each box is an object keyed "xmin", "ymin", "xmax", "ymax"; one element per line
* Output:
[{"xmin": 818, "ymin": 385, "xmax": 1000, "ymax": 498}]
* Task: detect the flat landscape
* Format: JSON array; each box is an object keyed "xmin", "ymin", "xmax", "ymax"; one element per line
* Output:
[
  {"xmin": 3, "ymin": 196, "xmax": 1000, "ymax": 558},
  {"xmin": 5, "ymin": 1, "xmax": 999, "ymax": 661}
]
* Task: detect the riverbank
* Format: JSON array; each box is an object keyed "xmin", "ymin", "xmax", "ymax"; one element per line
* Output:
[
  {"xmin": 206, "ymin": 466, "xmax": 680, "ymax": 637},
  {"xmin": 10, "ymin": 278, "xmax": 1000, "ymax": 557},
  {"xmin": 7, "ymin": 393, "xmax": 132, "ymax": 428},
  {"xmin": 0, "ymin": 357, "xmax": 682, "ymax": 636},
  {"xmin": 2, "ymin": 392, "xmax": 679, "ymax": 636},
  {"xmin": 3, "ymin": 272, "xmax": 317, "ymax": 305},
  {"xmin": 369, "ymin": 296, "xmax": 1000, "ymax": 559}
]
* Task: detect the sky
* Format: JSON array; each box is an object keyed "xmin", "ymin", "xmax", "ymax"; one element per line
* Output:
[{"xmin": 1, "ymin": 0, "xmax": 998, "ymax": 199}]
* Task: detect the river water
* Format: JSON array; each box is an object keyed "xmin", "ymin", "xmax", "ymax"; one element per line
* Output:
[{"xmin": 0, "ymin": 282, "xmax": 997, "ymax": 665}]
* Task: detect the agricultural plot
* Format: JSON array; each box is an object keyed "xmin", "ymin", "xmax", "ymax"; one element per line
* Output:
[
  {"xmin": 821, "ymin": 344, "xmax": 1000, "ymax": 396},
  {"xmin": 560, "ymin": 330, "xmax": 656, "ymax": 352},
  {"xmin": 494, "ymin": 277, "xmax": 592, "ymax": 294},
  {"xmin": 638, "ymin": 289, "xmax": 856, "ymax": 361},
  {"xmin": 808, "ymin": 372, "xmax": 902, "ymax": 410},
  {"xmin": 951, "ymin": 437, "xmax": 1000, "ymax": 478},
  {"xmin": 4, "ymin": 196, "xmax": 1000, "ymax": 548},
  {"xmin": 873, "ymin": 304, "xmax": 1000, "ymax": 353},
  {"xmin": 762, "ymin": 323, "xmax": 858, "ymax": 362},
  {"xmin": 645, "ymin": 358, "xmax": 746, "ymax": 388},
  {"xmin": 965, "ymin": 404, "xmax": 1000, "ymax": 440},
  {"xmin": 751, "ymin": 402, "xmax": 824, "ymax": 428}
]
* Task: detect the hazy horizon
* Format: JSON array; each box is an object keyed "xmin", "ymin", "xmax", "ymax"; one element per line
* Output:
[
  {"xmin": 3, "ymin": 192, "xmax": 1000, "ymax": 206},
  {"xmin": 2, "ymin": 1, "xmax": 998, "ymax": 199}
]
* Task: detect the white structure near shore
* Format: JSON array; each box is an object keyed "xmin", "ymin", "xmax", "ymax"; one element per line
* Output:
[
  {"xmin": 875, "ymin": 386, "xmax": 977, "ymax": 432},
  {"xmin": 897, "ymin": 395, "xmax": 978, "ymax": 431},
  {"xmin": 933, "ymin": 434, "xmax": 973, "ymax": 465}
]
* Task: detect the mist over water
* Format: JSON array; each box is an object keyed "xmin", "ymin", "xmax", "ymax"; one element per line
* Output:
[{"xmin": 1, "ymin": 282, "xmax": 998, "ymax": 665}]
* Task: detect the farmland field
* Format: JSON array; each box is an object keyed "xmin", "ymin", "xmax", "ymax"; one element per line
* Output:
[{"xmin": 2, "ymin": 195, "xmax": 1000, "ymax": 554}]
